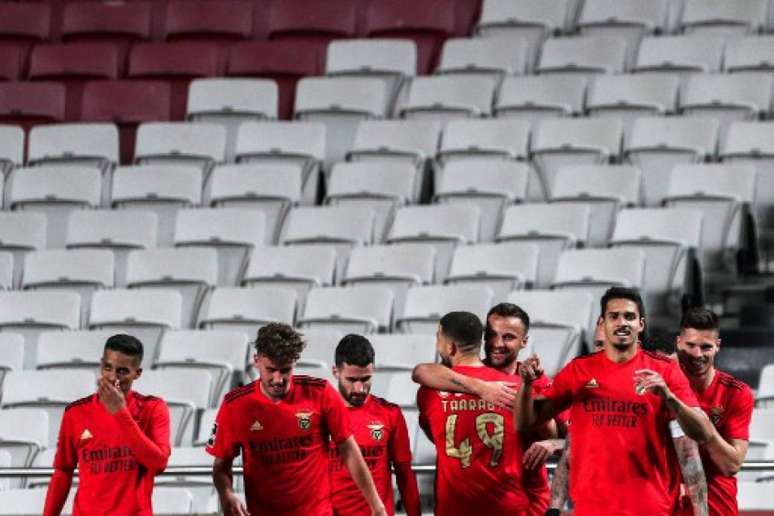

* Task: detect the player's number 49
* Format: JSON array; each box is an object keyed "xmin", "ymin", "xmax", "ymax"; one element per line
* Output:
[{"xmin": 444, "ymin": 413, "xmax": 504, "ymax": 468}]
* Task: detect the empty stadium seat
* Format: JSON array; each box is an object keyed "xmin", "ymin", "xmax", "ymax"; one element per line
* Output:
[
  {"xmin": 369, "ymin": 334, "xmax": 436, "ymax": 370},
  {"xmin": 725, "ymin": 36, "xmax": 774, "ymax": 73},
  {"xmin": 27, "ymin": 123, "xmax": 119, "ymax": 175},
  {"xmin": 88, "ymin": 289, "xmax": 182, "ymax": 368},
  {"xmin": 386, "ymin": 205, "xmax": 480, "ymax": 282},
  {"xmin": 66, "ymin": 209, "xmax": 158, "ymax": 287},
  {"xmin": 0, "ymin": 125, "xmax": 23, "ymax": 177},
  {"xmin": 235, "ymin": 121, "xmax": 325, "ymax": 204},
  {"xmin": 625, "ymin": 116, "xmax": 720, "ymax": 206},
  {"xmin": 296, "ymin": 329, "xmax": 345, "ymax": 369},
  {"xmin": 495, "ymin": 75, "xmax": 587, "ymax": 127},
  {"xmin": 81, "ymin": 81, "xmax": 171, "ymax": 165},
  {"xmin": 8, "ymin": 166, "xmax": 102, "ymax": 249},
  {"xmin": 35, "ymin": 330, "xmax": 116, "ymax": 370},
  {"xmin": 197, "ymin": 286, "xmax": 297, "ymax": 335},
  {"xmin": 164, "ymin": 0, "xmax": 252, "ymax": 45},
  {"xmin": 537, "ymin": 35, "xmax": 628, "ymax": 78},
  {"xmin": 553, "ymin": 249, "xmax": 646, "ymax": 306},
  {"xmin": 436, "ymin": 37, "xmax": 529, "ymax": 79},
  {"xmin": 549, "ymin": 164, "xmax": 642, "ymax": 247},
  {"xmin": 61, "ymin": 1, "xmax": 151, "ymax": 54},
  {"xmin": 437, "ymin": 118, "xmax": 530, "ymax": 164},
  {"xmin": 174, "ymin": 208, "xmax": 267, "ymax": 287},
  {"xmin": 737, "ymin": 481, "xmax": 774, "ymax": 510},
  {"xmin": 110, "ymin": 165, "xmax": 202, "ymax": 247},
  {"xmin": 268, "ymin": 0, "xmax": 358, "ymax": 44},
  {"xmin": 0, "ymin": 212, "xmax": 46, "ymax": 288},
  {"xmin": 154, "ymin": 446, "xmax": 214, "ymax": 511},
  {"xmin": 445, "ymin": 242, "xmax": 539, "ymax": 299},
  {"xmin": 0, "ymin": 408, "xmax": 48, "ymax": 470},
  {"xmin": 0, "ymin": 253, "xmax": 10, "ymax": 290},
  {"xmin": 0, "ymin": 3, "xmax": 51, "ymax": 54},
  {"xmin": 0, "ymin": 82, "xmax": 65, "ymax": 133},
  {"xmin": 134, "ymin": 122, "xmax": 226, "ymax": 179},
  {"xmin": 497, "ymin": 203, "xmax": 591, "ymax": 288},
  {"xmin": 382, "ymin": 371, "xmax": 417, "ymax": 407},
  {"xmin": 0, "ymin": 488, "xmax": 72, "ymax": 516},
  {"xmin": 195, "ymin": 408, "xmax": 218, "ymax": 447},
  {"xmin": 397, "ymin": 285, "xmax": 493, "ymax": 334},
  {"xmin": 633, "ymin": 35, "xmax": 725, "ymax": 74},
  {"xmin": 400, "ymin": 75, "xmax": 496, "ymax": 121},
  {"xmin": 207, "ymin": 163, "xmax": 302, "ymax": 244},
  {"xmin": 299, "ymin": 285, "xmax": 393, "ymax": 334},
  {"xmin": 0, "ymin": 44, "xmax": 22, "ymax": 82},
  {"xmin": 756, "ymin": 364, "xmax": 774, "ymax": 407},
  {"xmin": 680, "ymin": 0, "xmax": 767, "ymax": 35}
]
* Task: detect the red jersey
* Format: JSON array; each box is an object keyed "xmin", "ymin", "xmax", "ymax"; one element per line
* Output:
[
  {"xmin": 48, "ymin": 391, "xmax": 170, "ymax": 516},
  {"xmin": 417, "ymin": 365, "xmax": 530, "ymax": 516},
  {"xmin": 328, "ymin": 395, "xmax": 412, "ymax": 516},
  {"xmin": 542, "ymin": 349, "xmax": 699, "ymax": 516},
  {"xmin": 694, "ymin": 370, "xmax": 754, "ymax": 516},
  {"xmin": 206, "ymin": 376, "xmax": 352, "ymax": 516}
]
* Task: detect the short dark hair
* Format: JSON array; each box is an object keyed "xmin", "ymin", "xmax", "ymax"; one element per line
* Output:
[
  {"xmin": 486, "ymin": 303, "xmax": 530, "ymax": 332},
  {"xmin": 335, "ymin": 334, "xmax": 375, "ymax": 368},
  {"xmin": 680, "ymin": 306, "xmax": 719, "ymax": 332},
  {"xmin": 255, "ymin": 323, "xmax": 306, "ymax": 366},
  {"xmin": 439, "ymin": 311, "xmax": 484, "ymax": 355},
  {"xmin": 643, "ymin": 330, "xmax": 676, "ymax": 356},
  {"xmin": 104, "ymin": 334, "xmax": 144, "ymax": 364},
  {"xmin": 600, "ymin": 287, "xmax": 646, "ymax": 320}
]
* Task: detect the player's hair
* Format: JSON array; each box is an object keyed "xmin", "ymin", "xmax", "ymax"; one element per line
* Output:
[
  {"xmin": 104, "ymin": 334, "xmax": 144, "ymax": 364},
  {"xmin": 439, "ymin": 311, "xmax": 484, "ymax": 355},
  {"xmin": 680, "ymin": 306, "xmax": 719, "ymax": 332},
  {"xmin": 335, "ymin": 334, "xmax": 375, "ymax": 368},
  {"xmin": 254, "ymin": 323, "xmax": 306, "ymax": 365},
  {"xmin": 600, "ymin": 286, "xmax": 646, "ymax": 320},
  {"xmin": 643, "ymin": 329, "xmax": 676, "ymax": 356},
  {"xmin": 486, "ymin": 302, "xmax": 530, "ymax": 332}
]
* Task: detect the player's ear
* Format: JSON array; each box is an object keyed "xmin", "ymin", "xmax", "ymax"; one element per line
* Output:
[
  {"xmin": 332, "ymin": 366, "xmax": 339, "ymax": 379},
  {"xmin": 134, "ymin": 367, "xmax": 143, "ymax": 379},
  {"xmin": 521, "ymin": 334, "xmax": 529, "ymax": 349}
]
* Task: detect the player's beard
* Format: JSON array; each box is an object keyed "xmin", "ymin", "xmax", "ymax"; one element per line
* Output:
[
  {"xmin": 340, "ymin": 384, "xmax": 368, "ymax": 407},
  {"xmin": 677, "ymin": 351, "xmax": 711, "ymax": 377},
  {"xmin": 486, "ymin": 345, "xmax": 516, "ymax": 369}
]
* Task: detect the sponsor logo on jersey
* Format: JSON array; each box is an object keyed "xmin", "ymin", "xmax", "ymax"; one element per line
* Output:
[
  {"xmin": 585, "ymin": 378, "xmax": 600, "ymax": 389},
  {"xmin": 296, "ymin": 411, "xmax": 313, "ymax": 430},
  {"xmin": 368, "ymin": 423, "xmax": 385, "ymax": 441},
  {"xmin": 250, "ymin": 419, "xmax": 264, "ymax": 432},
  {"xmin": 80, "ymin": 429, "xmax": 93, "ymax": 441}
]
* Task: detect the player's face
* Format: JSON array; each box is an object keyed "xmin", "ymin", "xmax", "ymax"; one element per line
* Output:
[
  {"xmin": 255, "ymin": 354, "xmax": 294, "ymax": 400},
  {"xmin": 334, "ymin": 362, "xmax": 374, "ymax": 407},
  {"xmin": 100, "ymin": 350, "xmax": 142, "ymax": 395},
  {"xmin": 602, "ymin": 298, "xmax": 644, "ymax": 351},
  {"xmin": 485, "ymin": 314, "xmax": 527, "ymax": 368},
  {"xmin": 435, "ymin": 325, "xmax": 452, "ymax": 367},
  {"xmin": 676, "ymin": 328, "xmax": 720, "ymax": 378}
]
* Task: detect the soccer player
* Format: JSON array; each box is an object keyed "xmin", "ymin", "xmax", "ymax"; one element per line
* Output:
[
  {"xmin": 675, "ymin": 307, "xmax": 754, "ymax": 515},
  {"xmin": 516, "ymin": 287, "xmax": 714, "ymax": 515},
  {"xmin": 43, "ymin": 334, "xmax": 171, "ymax": 516},
  {"xmin": 208, "ymin": 323, "xmax": 386, "ymax": 516},
  {"xmin": 329, "ymin": 334, "xmax": 421, "ymax": 516},
  {"xmin": 417, "ymin": 311, "xmax": 532, "ymax": 515}
]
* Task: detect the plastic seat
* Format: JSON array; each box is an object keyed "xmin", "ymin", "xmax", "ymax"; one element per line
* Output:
[
  {"xmin": 633, "ymin": 35, "xmax": 725, "ymax": 74},
  {"xmin": 174, "ymin": 208, "xmax": 266, "ymax": 287},
  {"xmin": 549, "ymin": 164, "xmax": 642, "ymax": 247},
  {"xmin": 269, "ymin": 0, "xmax": 358, "ymax": 44},
  {"xmin": 164, "ymin": 0, "xmax": 252, "ymax": 45},
  {"xmin": 0, "ymin": 212, "xmax": 46, "ymax": 288},
  {"xmin": 445, "ymin": 242, "xmax": 539, "ymax": 299},
  {"xmin": 235, "ymin": 121, "xmax": 325, "ymax": 205},
  {"xmin": 438, "ymin": 118, "xmax": 530, "ymax": 164},
  {"xmin": 0, "ymin": 82, "xmax": 65, "ymax": 133},
  {"xmin": 737, "ymin": 481, "xmax": 774, "ymax": 510},
  {"xmin": 0, "ymin": 125, "xmax": 23, "ymax": 178},
  {"xmin": 436, "ymin": 37, "xmax": 529, "ymax": 79},
  {"xmin": 369, "ymin": 334, "xmax": 436, "ymax": 371},
  {"xmin": 495, "ymin": 75, "xmax": 587, "ymax": 127},
  {"xmin": 8, "ymin": 166, "xmax": 102, "ymax": 249},
  {"xmin": 0, "ymin": 334, "xmax": 23, "ymax": 402},
  {"xmin": 81, "ymin": 80, "xmax": 171, "ymax": 165},
  {"xmin": 61, "ymin": 1, "xmax": 151, "ymax": 55},
  {"xmin": 610, "ymin": 208, "xmax": 704, "ymax": 321},
  {"xmin": 0, "ymin": 408, "xmax": 48, "ymax": 471},
  {"xmin": 227, "ymin": 41, "xmax": 325, "ymax": 120},
  {"xmin": 27, "ymin": 123, "xmax": 118, "ymax": 175},
  {"xmin": 0, "ymin": 253, "xmax": 10, "ymax": 290},
  {"xmin": 128, "ymin": 42, "xmax": 221, "ymax": 120},
  {"xmin": 89, "ymin": 289, "xmax": 182, "ymax": 368},
  {"xmin": 397, "ymin": 285, "xmax": 493, "ymax": 334},
  {"xmin": 294, "ymin": 76, "xmax": 390, "ymax": 165},
  {"xmin": 400, "ymin": 75, "xmax": 496, "ymax": 122},
  {"xmin": 532, "ymin": 117, "xmax": 624, "ymax": 198},
  {"xmin": 724, "ymin": 36, "xmax": 774, "ymax": 73},
  {"xmin": 552, "ymin": 248, "xmax": 646, "ymax": 306},
  {"xmin": 381, "ymin": 371, "xmax": 417, "ymax": 406},
  {"xmin": 326, "ymin": 161, "xmax": 417, "ymax": 241},
  {"xmin": 537, "ymin": 36, "xmax": 628, "ymax": 80},
  {"xmin": 680, "ymin": 0, "xmax": 767, "ymax": 35},
  {"xmin": 364, "ymin": 0, "xmax": 456, "ymax": 74},
  {"xmin": 294, "ymin": 329, "xmax": 345, "ymax": 369},
  {"xmin": 758, "ymin": 364, "xmax": 774, "ymax": 407},
  {"xmin": 386, "ymin": 204, "xmax": 480, "ymax": 282},
  {"xmin": 497, "ymin": 203, "xmax": 590, "ymax": 288},
  {"xmin": 195, "ymin": 408, "xmax": 218, "ymax": 446},
  {"xmin": 0, "ymin": 3, "xmax": 51, "ymax": 56},
  {"xmin": 197, "ymin": 286, "xmax": 297, "ymax": 335},
  {"xmin": 299, "ymin": 285, "xmax": 393, "ymax": 334},
  {"xmin": 154, "ymin": 447, "xmax": 214, "ymax": 511},
  {"xmin": 0, "ymin": 44, "xmax": 23, "ymax": 82},
  {"xmin": 35, "ymin": 330, "xmax": 116, "ymax": 371},
  {"xmin": 435, "ymin": 160, "xmax": 530, "ymax": 241},
  {"xmin": 133, "ymin": 122, "xmax": 226, "ymax": 181}
]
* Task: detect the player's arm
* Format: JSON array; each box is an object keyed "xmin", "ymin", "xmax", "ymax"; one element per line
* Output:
[
  {"xmin": 412, "ymin": 362, "xmax": 516, "ymax": 409},
  {"xmin": 390, "ymin": 409, "xmax": 421, "ymax": 516},
  {"xmin": 43, "ymin": 469, "xmax": 73, "ymax": 516},
  {"xmin": 673, "ymin": 435, "xmax": 708, "ymax": 516},
  {"xmin": 515, "ymin": 356, "xmax": 565, "ymax": 431},
  {"xmin": 212, "ymin": 456, "xmax": 249, "ymax": 516},
  {"xmin": 337, "ymin": 436, "xmax": 387, "ymax": 516},
  {"xmin": 548, "ymin": 433, "xmax": 571, "ymax": 513}
]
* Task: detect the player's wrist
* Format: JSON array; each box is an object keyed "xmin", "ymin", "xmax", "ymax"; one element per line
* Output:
[{"xmin": 545, "ymin": 508, "xmax": 561, "ymax": 516}]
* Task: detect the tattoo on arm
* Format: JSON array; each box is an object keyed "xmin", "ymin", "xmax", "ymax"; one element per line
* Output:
[
  {"xmin": 674, "ymin": 436, "xmax": 708, "ymax": 516},
  {"xmin": 550, "ymin": 434, "xmax": 571, "ymax": 510}
]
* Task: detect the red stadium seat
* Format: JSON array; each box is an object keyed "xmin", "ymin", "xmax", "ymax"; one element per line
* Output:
[
  {"xmin": 81, "ymin": 80, "xmax": 170, "ymax": 164},
  {"xmin": 128, "ymin": 42, "xmax": 220, "ymax": 120},
  {"xmin": 0, "ymin": 44, "xmax": 24, "ymax": 81},
  {"xmin": 0, "ymin": 82, "xmax": 65, "ymax": 133},
  {"xmin": 454, "ymin": 0, "xmax": 483, "ymax": 36},
  {"xmin": 28, "ymin": 43, "xmax": 121, "ymax": 121},
  {"xmin": 61, "ymin": 1, "xmax": 152, "ymax": 60},
  {"xmin": 0, "ymin": 3, "xmax": 51, "ymax": 62},
  {"xmin": 165, "ymin": 0, "xmax": 253, "ymax": 43},
  {"xmin": 364, "ymin": 0, "xmax": 456, "ymax": 74},
  {"xmin": 268, "ymin": 0, "xmax": 358, "ymax": 44},
  {"xmin": 227, "ymin": 41, "xmax": 323, "ymax": 120}
]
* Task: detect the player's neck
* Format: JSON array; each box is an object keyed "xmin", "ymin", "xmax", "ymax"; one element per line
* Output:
[
  {"xmin": 688, "ymin": 367, "xmax": 716, "ymax": 393},
  {"xmin": 604, "ymin": 342, "xmax": 638, "ymax": 363},
  {"xmin": 452, "ymin": 354, "xmax": 484, "ymax": 367},
  {"xmin": 499, "ymin": 360, "xmax": 517, "ymax": 376}
]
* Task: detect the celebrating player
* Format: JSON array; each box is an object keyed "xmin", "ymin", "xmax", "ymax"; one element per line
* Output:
[
  {"xmin": 516, "ymin": 287, "xmax": 714, "ymax": 515},
  {"xmin": 208, "ymin": 323, "xmax": 386, "ymax": 516},
  {"xmin": 676, "ymin": 307, "xmax": 754, "ymax": 515},
  {"xmin": 329, "ymin": 334, "xmax": 421, "ymax": 516},
  {"xmin": 417, "ymin": 311, "xmax": 533, "ymax": 515},
  {"xmin": 43, "ymin": 334, "xmax": 171, "ymax": 516}
]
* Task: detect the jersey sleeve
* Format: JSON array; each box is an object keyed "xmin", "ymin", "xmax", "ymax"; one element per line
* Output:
[
  {"xmin": 664, "ymin": 362, "xmax": 699, "ymax": 408},
  {"xmin": 723, "ymin": 385, "xmax": 754, "ymax": 441},
  {"xmin": 52, "ymin": 409, "xmax": 77, "ymax": 471},
  {"xmin": 389, "ymin": 406, "xmax": 413, "ymax": 464},
  {"xmin": 205, "ymin": 402, "xmax": 238, "ymax": 460},
  {"xmin": 322, "ymin": 382, "xmax": 352, "ymax": 445},
  {"xmin": 540, "ymin": 362, "xmax": 576, "ymax": 407}
]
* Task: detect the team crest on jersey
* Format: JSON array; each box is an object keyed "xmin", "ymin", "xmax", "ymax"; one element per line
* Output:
[
  {"xmin": 710, "ymin": 406, "xmax": 724, "ymax": 426},
  {"xmin": 368, "ymin": 423, "xmax": 385, "ymax": 441},
  {"xmin": 207, "ymin": 423, "xmax": 217, "ymax": 447},
  {"xmin": 79, "ymin": 429, "xmax": 93, "ymax": 441},
  {"xmin": 250, "ymin": 419, "xmax": 263, "ymax": 432},
  {"xmin": 296, "ymin": 411, "xmax": 313, "ymax": 430}
]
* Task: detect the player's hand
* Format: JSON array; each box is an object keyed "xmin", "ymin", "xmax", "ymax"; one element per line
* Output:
[
  {"xmin": 633, "ymin": 369, "xmax": 671, "ymax": 399},
  {"xmin": 97, "ymin": 377, "xmax": 126, "ymax": 414},
  {"xmin": 519, "ymin": 354, "xmax": 543, "ymax": 386},
  {"xmin": 371, "ymin": 504, "xmax": 387, "ymax": 516},
  {"xmin": 222, "ymin": 492, "xmax": 250, "ymax": 516},
  {"xmin": 478, "ymin": 381, "xmax": 517, "ymax": 409},
  {"xmin": 523, "ymin": 440, "xmax": 559, "ymax": 470}
]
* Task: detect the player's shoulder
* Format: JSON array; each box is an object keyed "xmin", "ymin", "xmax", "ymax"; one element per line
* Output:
[
  {"xmin": 293, "ymin": 374, "xmax": 329, "ymax": 390},
  {"xmin": 132, "ymin": 391, "xmax": 164, "ymax": 404},
  {"xmin": 716, "ymin": 370, "xmax": 753, "ymax": 394},
  {"xmin": 370, "ymin": 395, "xmax": 401, "ymax": 411},
  {"xmin": 222, "ymin": 381, "xmax": 257, "ymax": 405},
  {"xmin": 64, "ymin": 394, "xmax": 93, "ymax": 413},
  {"xmin": 642, "ymin": 350, "xmax": 677, "ymax": 367}
]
